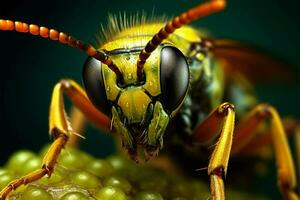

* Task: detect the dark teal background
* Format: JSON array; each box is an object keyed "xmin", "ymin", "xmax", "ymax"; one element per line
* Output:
[{"xmin": 0, "ymin": 0, "xmax": 299, "ymax": 199}]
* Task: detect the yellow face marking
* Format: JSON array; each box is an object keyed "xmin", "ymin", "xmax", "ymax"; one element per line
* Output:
[
  {"xmin": 143, "ymin": 49, "xmax": 161, "ymax": 97},
  {"xmin": 117, "ymin": 88, "xmax": 151, "ymax": 123},
  {"xmin": 112, "ymin": 53, "xmax": 138, "ymax": 85},
  {"xmin": 102, "ymin": 65, "xmax": 120, "ymax": 101}
]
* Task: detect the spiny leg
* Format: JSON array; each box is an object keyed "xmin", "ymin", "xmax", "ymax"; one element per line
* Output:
[
  {"xmin": 0, "ymin": 79, "xmax": 110, "ymax": 200},
  {"xmin": 192, "ymin": 102, "xmax": 235, "ymax": 200},
  {"xmin": 231, "ymin": 104, "xmax": 298, "ymax": 200}
]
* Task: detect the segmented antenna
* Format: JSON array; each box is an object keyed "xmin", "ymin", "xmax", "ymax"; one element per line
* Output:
[
  {"xmin": 0, "ymin": 19, "xmax": 123, "ymax": 80},
  {"xmin": 136, "ymin": 0, "xmax": 226, "ymax": 80}
]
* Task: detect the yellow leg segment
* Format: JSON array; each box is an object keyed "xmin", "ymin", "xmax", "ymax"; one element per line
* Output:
[
  {"xmin": 192, "ymin": 103, "xmax": 235, "ymax": 200},
  {"xmin": 231, "ymin": 104, "xmax": 298, "ymax": 200},
  {"xmin": 210, "ymin": 174, "xmax": 225, "ymax": 200},
  {"xmin": 0, "ymin": 79, "xmax": 110, "ymax": 200}
]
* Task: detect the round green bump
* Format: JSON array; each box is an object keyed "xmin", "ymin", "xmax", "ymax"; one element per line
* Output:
[
  {"xmin": 136, "ymin": 191, "xmax": 164, "ymax": 200},
  {"xmin": 40, "ymin": 171, "xmax": 63, "ymax": 185},
  {"xmin": 59, "ymin": 191, "xmax": 89, "ymax": 200},
  {"xmin": 0, "ymin": 168, "xmax": 12, "ymax": 176},
  {"xmin": 95, "ymin": 186, "xmax": 127, "ymax": 200},
  {"xmin": 71, "ymin": 171, "xmax": 100, "ymax": 188},
  {"xmin": 107, "ymin": 155, "xmax": 134, "ymax": 171},
  {"xmin": 6, "ymin": 150, "xmax": 36, "ymax": 172},
  {"xmin": 104, "ymin": 176, "xmax": 132, "ymax": 193},
  {"xmin": 68, "ymin": 148, "xmax": 93, "ymax": 161},
  {"xmin": 19, "ymin": 156, "xmax": 42, "ymax": 175},
  {"xmin": 58, "ymin": 150, "xmax": 85, "ymax": 170},
  {"xmin": 107, "ymin": 155, "xmax": 138, "ymax": 180},
  {"xmin": 85, "ymin": 159, "xmax": 114, "ymax": 178},
  {"xmin": 77, "ymin": 151, "xmax": 94, "ymax": 164},
  {"xmin": 58, "ymin": 148, "xmax": 93, "ymax": 170},
  {"xmin": 21, "ymin": 186, "xmax": 52, "ymax": 200},
  {"xmin": 0, "ymin": 172, "xmax": 15, "ymax": 190}
]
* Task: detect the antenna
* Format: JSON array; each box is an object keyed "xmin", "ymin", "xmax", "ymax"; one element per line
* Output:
[
  {"xmin": 136, "ymin": 0, "xmax": 226, "ymax": 80},
  {"xmin": 0, "ymin": 19, "xmax": 123, "ymax": 80}
]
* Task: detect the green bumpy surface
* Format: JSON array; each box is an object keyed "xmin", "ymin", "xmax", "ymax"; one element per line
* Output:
[{"xmin": 0, "ymin": 146, "xmax": 268, "ymax": 200}]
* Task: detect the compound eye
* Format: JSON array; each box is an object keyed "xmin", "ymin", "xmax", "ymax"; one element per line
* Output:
[
  {"xmin": 160, "ymin": 46, "xmax": 189, "ymax": 113},
  {"xmin": 82, "ymin": 57, "xmax": 111, "ymax": 116}
]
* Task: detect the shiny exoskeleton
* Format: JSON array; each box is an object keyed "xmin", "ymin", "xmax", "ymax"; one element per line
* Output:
[
  {"xmin": 83, "ymin": 22, "xmax": 255, "ymax": 159},
  {"xmin": 0, "ymin": 1, "xmax": 298, "ymax": 199}
]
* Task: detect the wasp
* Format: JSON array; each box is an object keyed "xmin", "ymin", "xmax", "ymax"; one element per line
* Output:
[{"xmin": 0, "ymin": 0, "xmax": 299, "ymax": 199}]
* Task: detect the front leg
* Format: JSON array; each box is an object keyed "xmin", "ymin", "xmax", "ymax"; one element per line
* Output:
[
  {"xmin": 191, "ymin": 102, "xmax": 235, "ymax": 200},
  {"xmin": 0, "ymin": 79, "xmax": 110, "ymax": 200}
]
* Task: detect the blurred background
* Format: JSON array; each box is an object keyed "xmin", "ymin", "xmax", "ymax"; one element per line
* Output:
[{"xmin": 0, "ymin": 0, "xmax": 299, "ymax": 199}]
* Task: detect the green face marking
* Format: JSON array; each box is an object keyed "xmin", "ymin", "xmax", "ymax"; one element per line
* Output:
[
  {"xmin": 112, "ymin": 107, "xmax": 134, "ymax": 149},
  {"xmin": 111, "ymin": 101, "xmax": 170, "ymax": 162},
  {"xmin": 147, "ymin": 102, "xmax": 169, "ymax": 150}
]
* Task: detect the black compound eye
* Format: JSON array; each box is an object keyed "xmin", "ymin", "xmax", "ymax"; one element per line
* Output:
[
  {"xmin": 160, "ymin": 46, "xmax": 189, "ymax": 113},
  {"xmin": 82, "ymin": 57, "xmax": 111, "ymax": 116}
]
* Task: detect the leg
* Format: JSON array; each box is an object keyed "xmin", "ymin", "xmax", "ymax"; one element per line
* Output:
[
  {"xmin": 0, "ymin": 79, "xmax": 110, "ymax": 200},
  {"xmin": 192, "ymin": 102, "xmax": 235, "ymax": 200},
  {"xmin": 296, "ymin": 127, "xmax": 300, "ymax": 195},
  {"xmin": 231, "ymin": 104, "xmax": 298, "ymax": 200},
  {"xmin": 49, "ymin": 79, "xmax": 110, "ymax": 134},
  {"xmin": 67, "ymin": 107, "xmax": 87, "ymax": 147},
  {"xmin": 0, "ymin": 135, "xmax": 67, "ymax": 200},
  {"xmin": 232, "ymin": 118, "xmax": 298, "ymax": 155}
]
